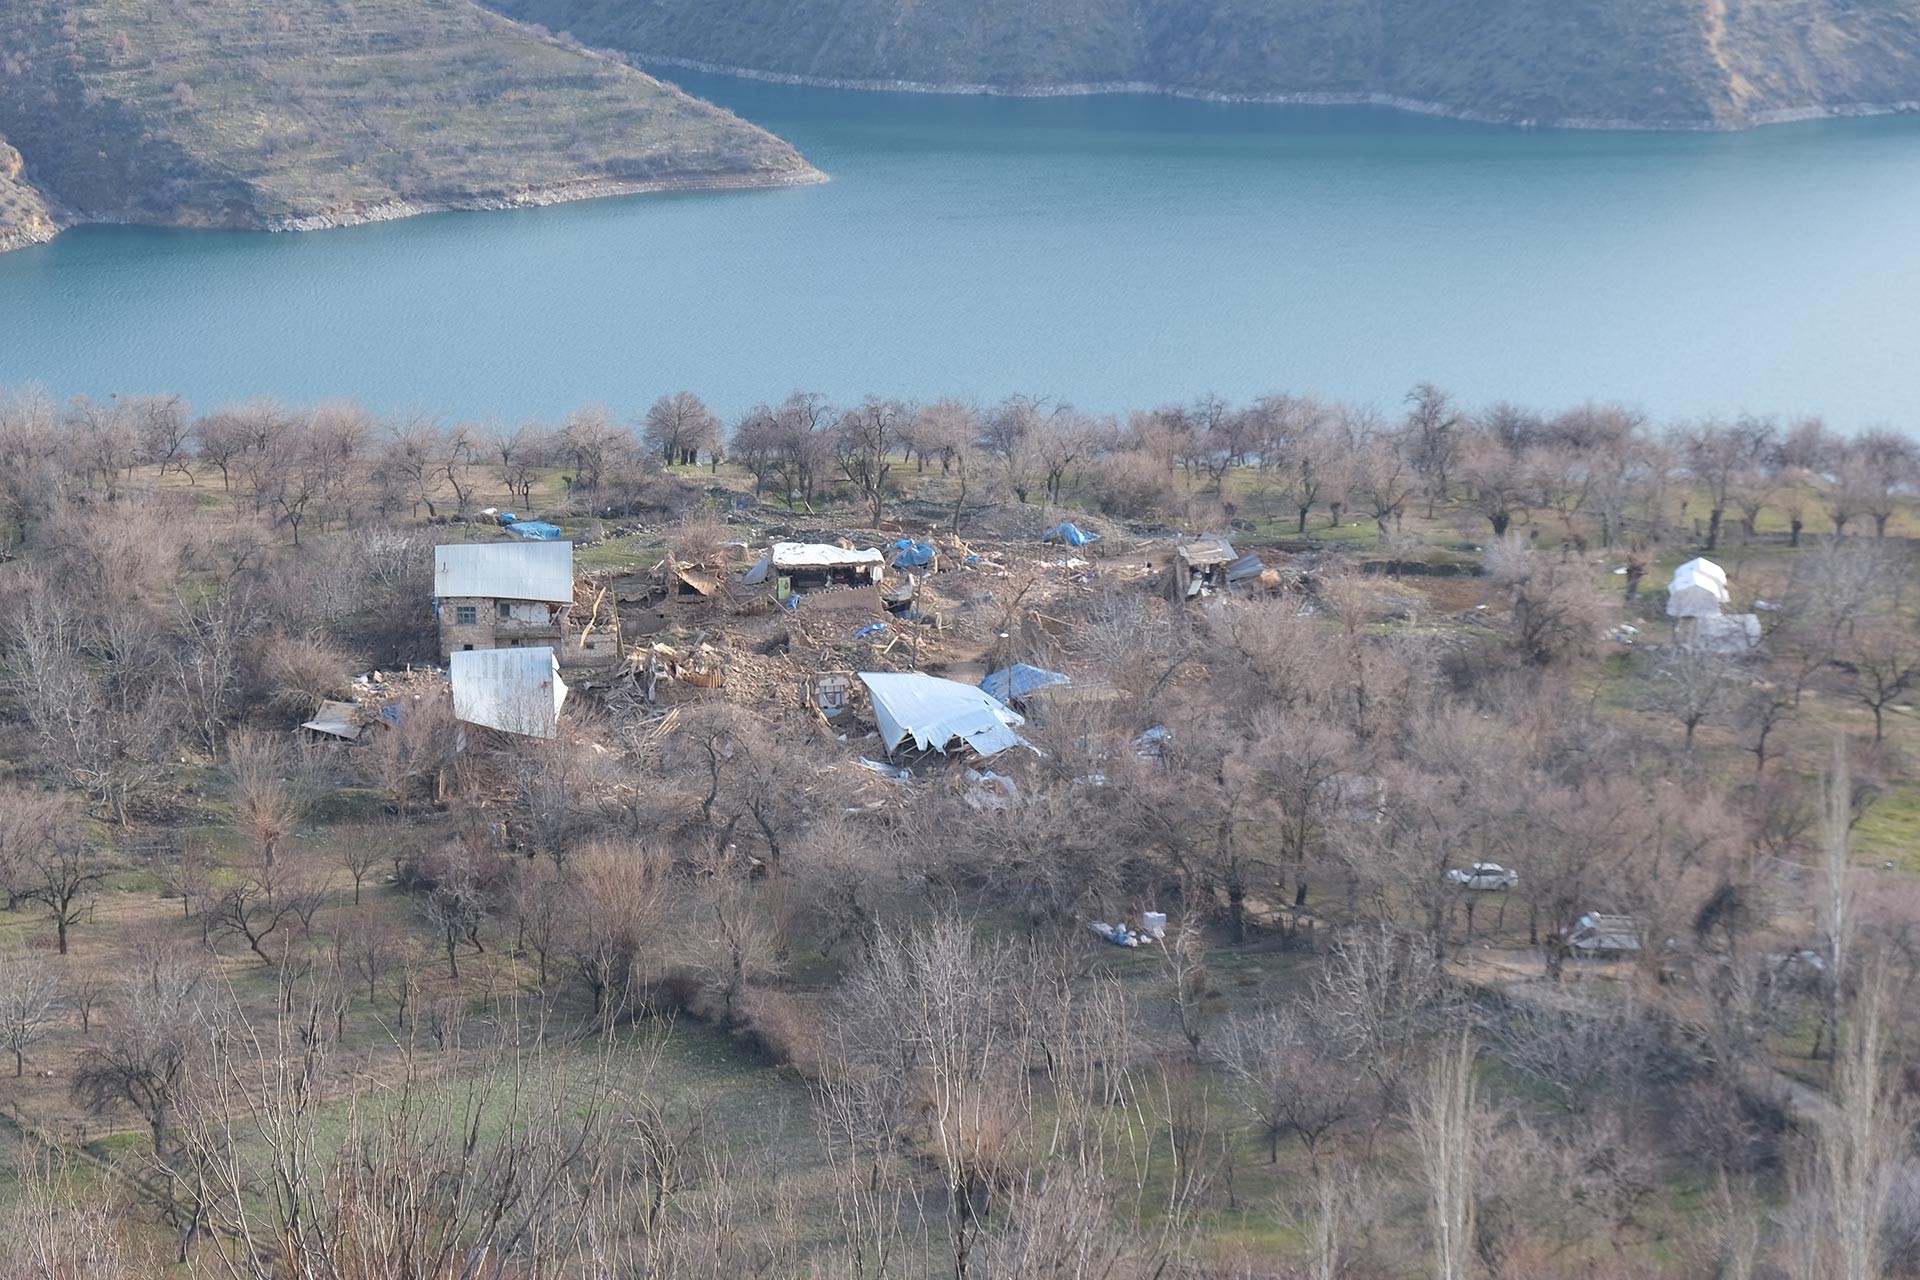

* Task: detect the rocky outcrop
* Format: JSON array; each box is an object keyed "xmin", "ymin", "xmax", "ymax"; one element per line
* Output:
[{"xmin": 0, "ymin": 135, "xmax": 63, "ymax": 253}]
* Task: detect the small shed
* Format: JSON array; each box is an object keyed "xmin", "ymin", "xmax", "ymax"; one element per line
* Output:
[{"xmin": 1171, "ymin": 536, "xmax": 1244, "ymax": 600}]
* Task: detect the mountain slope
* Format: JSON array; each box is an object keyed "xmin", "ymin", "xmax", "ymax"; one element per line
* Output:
[
  {"xmin": 487, "ymin": 0, "xmax": 1920, "ymax": 127},
  {"xmin": 0, "ymin": 0, "xmax": 820, "ymax": 250},
  {"xmin": 0, "ymin": 133, "xmax": 62, "ymax": 252}
]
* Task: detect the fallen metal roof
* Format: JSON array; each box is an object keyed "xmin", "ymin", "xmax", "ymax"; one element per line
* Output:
[
  {"xmin": 450, "ymin": 646, "xmax": 568, "ymax": 738},
  {"xmin": 299, "ymin": 699, "xmax": 362, "ymax": 740},
  {"xmin": 858, "ymin": 672, "xmax": 1028, "ymax": 757},
  {"xmin": 436, "ymin": 540, "xmax": 575, "ymax": 603},
  {"xmin": 1179, "ymin": 536, "xmax": 1237, "ymax": 567}
]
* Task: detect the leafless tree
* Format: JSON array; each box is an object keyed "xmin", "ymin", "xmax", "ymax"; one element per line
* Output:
[
  {"xmin": 0, "ymin": 946, "xmax": 61, "ymax": 1074},
  {"xmin": 642, "ymin": 390, "xmax": 722, "ymax": 467}
]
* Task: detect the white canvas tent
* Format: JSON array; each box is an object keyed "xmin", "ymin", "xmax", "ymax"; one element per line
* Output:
[
  {"xmin": 1666, "ymin": 557, "xmax": 1731, "ymax": 619},
  {"xmin": 858, "ymin": 672, "xmax": 1028, "ymax": 757},
  {"xmin": 742, "ymin": 543, "xmax": 885, "ymax": 586},
  {"xmin": 451, "ymin": 646, "xmax": 568, "ymax": 738}
]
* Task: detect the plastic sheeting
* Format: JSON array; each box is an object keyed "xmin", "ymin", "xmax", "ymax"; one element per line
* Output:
[
  {"xmin": 858, "ymin": 672, "xmax": 1028, "ymax": 757},
  {"xmin": 980, "ymin": 664, "xmax": 1070, "ymax": 703},
  {"xmin": 1041, "ymin": 522, "xmax": 1101, "ymax": 547},
  {"xmin": 890, "ymin": 539, "xmax": 938, "ymax": 568},
  {"xmin": 505, "ymin": 521, "xmax": 564, "ymax": 541}
]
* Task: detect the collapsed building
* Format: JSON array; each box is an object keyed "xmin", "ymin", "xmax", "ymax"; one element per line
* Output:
[
  {"xmin": 1168, "ymin": 536, "xmax": 1268, "ymax": 601},
  {"xmin": 742, "ymin": 542, "xmax": 886, "ymax": 596},
  {"xmin": 858, "ymin": 672, "xmax": 1029, "ymax": 758}
]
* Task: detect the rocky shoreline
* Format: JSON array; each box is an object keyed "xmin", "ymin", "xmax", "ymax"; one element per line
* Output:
[
  {"xmin": 266, "ymin": 169, "xmax": 827, "ymax": 234},
  {"xmin": 643, "ymin": 55, "xmax": 1920, "ymax": 133},
  {"xmin": 0, "ymin": 167, "xmax": 826, "ymax": 254}
]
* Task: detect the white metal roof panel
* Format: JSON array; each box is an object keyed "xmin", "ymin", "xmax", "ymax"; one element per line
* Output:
[
  {"xmin": 436, "ymin": 541, "xmax": 575, "ymax": 603},
  {"xmin": 858, "ymin": 672, "xmax": 1027, "ymax": 757},
  {"xmin": 450, "ymin": 646, "xmax": 569, "ymax": 738}
]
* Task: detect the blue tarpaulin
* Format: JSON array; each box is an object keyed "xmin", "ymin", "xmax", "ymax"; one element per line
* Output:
[
  {"xmin": 891, "ymin": 539, "xmax": 938, "ymax": 568},
  {"xmin": 981, "ymin": 664, "xmax": 1070, "ymax": 702},
  {"xmin": 1042, "ymin": 522, "xmax": 1100, "ymax": 547},
  {"xmin": 854, "ymin": 622, "xmax": 889, "ymax": 640},
  {"xmin": 506, "ymin": 521, "xmax": 564, "ymax": 541}
]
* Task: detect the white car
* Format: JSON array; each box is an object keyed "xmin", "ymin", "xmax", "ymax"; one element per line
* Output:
[{"xmin": 1447, "ymin": 862, "xmax": 1518, "ymax": 891}]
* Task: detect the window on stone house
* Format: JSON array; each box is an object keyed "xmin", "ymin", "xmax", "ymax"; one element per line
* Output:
[{"xmin": 455, "ymin": 606, "xmax": 477, "ymax": 625}]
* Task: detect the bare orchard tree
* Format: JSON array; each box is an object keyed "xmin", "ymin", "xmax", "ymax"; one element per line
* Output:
[
  {"xmin": 642, "ymin": 390, "xmax": 721, "ymax": 467},
  {"xmin": 10, "ymin": 794, "xmax": 109, "ymax": 955},
  {"xmin": 834, "ymin": 396, "xmax": 906, "ymax": 525},
  {"xmin": 0, "ymin": 946, "xmax": 61, "ymax": 1074},
  {"xmin": 71, "ymin": 953, "xmax": 211, "ymax": 1156},
  {"xmin": 1215, "ymin": 1003, "xmax": 1361, "ymax": 1165}
]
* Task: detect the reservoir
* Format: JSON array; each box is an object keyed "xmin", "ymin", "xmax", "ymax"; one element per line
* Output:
[{"xmin": 2, "ymin": 71, "xmax": 1918, "ymax": 426}]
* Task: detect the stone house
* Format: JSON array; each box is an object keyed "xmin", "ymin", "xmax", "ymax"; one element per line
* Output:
[{"xmin": 434, "ymin": 540, "xmax": 614, "ymax": 664}]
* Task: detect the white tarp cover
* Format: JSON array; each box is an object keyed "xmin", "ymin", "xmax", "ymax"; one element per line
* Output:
[
  {"xmin": 1666, "ymin": 557, "xmax": 1731, "ymax": 619},
  {"xmin": 858, "ymin": 672, "xmax": 1027, "ymax": 757},
  {"xmin": 451, "ymin": 646, "xmax": 568, "ymax": 738},
  {"xmin": 1679, "ymin": 613, "xmax": 1762, "ymax": 654},
  {"xmin": 300, "ymin": 699, "xmax": 362, "ymax": 740},
  {"xmin": 743, "ymin": 543, "xmax": 885, "ymax": 585},
  {"xmin": 436, "ymin": 540, "xmax": 575, "ymax": 603}
]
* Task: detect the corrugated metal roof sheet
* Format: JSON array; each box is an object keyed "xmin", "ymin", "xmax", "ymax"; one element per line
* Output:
[
  {"xmin": 300, "ymin": 700, "xmax": 362, "ymax": 740},
  {"xmin": 1179, "ymin": 536, "xmax": 1237, "ymax": 567},
  {"xmin": 436, "ymin": 541, "xmax": 574, "ymax": 603},
  {"xmin": 858, "ymin": 672, "xmax": 1027, "ymax": 757},
  {"xmin": 450, "ymin": 647, "xmax": 568, "ymax": 738}
]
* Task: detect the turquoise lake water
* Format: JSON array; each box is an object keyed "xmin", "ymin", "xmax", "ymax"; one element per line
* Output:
[{"xmin": 3, "ymin": 72, "xmax": 1918, "ymax": 425}]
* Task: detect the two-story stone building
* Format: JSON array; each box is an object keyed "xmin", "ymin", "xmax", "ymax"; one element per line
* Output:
[{"xmin": 434, "ymin": 540, "xmax": 612, "ymax": 664}]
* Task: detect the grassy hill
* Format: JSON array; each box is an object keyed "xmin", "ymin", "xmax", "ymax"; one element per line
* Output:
[
  {"xmin": 0, "ymin": 0, "xmax": 821, "ymax": 250},
  {"xmin": 485, "ymin": 0, "xmax": 1920, "ymax": 127}
]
